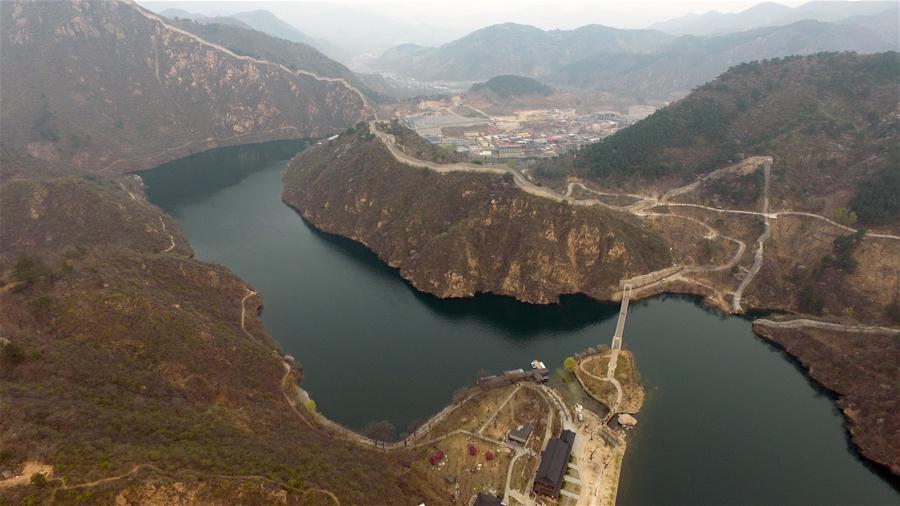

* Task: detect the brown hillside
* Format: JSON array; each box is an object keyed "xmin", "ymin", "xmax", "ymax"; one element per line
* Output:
[
  {"xmin": 0, "ymin": 177, "xmax": 191, "ymax": 257},
  {"xmin": 283, "ymin": 127, "xmax": 672, "ymax": 304},
  {"xmin": 0, "ymin": 177, "xmax": 440, "ymax": 504},
  {"xmin": 0, "ymin": 0, "xmax": 368, "ymax": 178},
  {"xmin": 753, "ymin": 323, "xmax": 900, "ymax": 475}
]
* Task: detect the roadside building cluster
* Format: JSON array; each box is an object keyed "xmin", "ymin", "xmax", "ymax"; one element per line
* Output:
[{"xmin": 403, "ymin": 108, "xmax": 640, "ymax": 160}]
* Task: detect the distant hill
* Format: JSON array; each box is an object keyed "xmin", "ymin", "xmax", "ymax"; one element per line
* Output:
[
  {"xmin": 385, "ymin": 19, "xmax": 887, "ymax": 109},
  {"xmin": 374, "ymin": 23, "xmax": 673, "ymax": 81},
  {"xmin": 552, "ymin": 19, "xmax": 899, "ymax": 100},
  {"xmin": 161, "ymin": 8, "xmax": 350, "ymax": 63},
  {"xmin": 150, "ymin": 1, "xmax": 458, "ymax": 59},
  {"xmin": 159, "ymin": 8, "xmax": 252, "ymax": 29},
  {"xmin": 651, "ymin": 0, "xmax": 897, "ymax": 36},
  {"xmin": 374, "ymin": 19, "xmax": 897, "ymax": 101},
  {"xmin": 0, "ymin": 0, "xmax": 368, "ymax": 176},
  {"xmin": 470, "ymin": 75, "xmax": 553, "ymax": 98},
  {"xmin": 565, "ymin": 52, "xmax": 899, "ymax": 224}
]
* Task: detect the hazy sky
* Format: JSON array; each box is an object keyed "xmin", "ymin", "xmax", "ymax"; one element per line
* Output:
[{"xmin": 141, "ymin": 0, "xmax": 806, "ymax": 32}]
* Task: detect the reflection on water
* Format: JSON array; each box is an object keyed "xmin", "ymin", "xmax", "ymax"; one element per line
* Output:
[
  {"xmin": 142, "ymin": 143, "xmax": 898, "ymax": 505},
  {"xmin": 141, "ymin": 139, "xmax": 308, "ymax": 210}
]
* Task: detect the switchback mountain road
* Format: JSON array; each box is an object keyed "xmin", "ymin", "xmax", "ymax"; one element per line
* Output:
[
  {"xmin": 368, "ymin": 123, "xmax": 898, "ymax": 311},
  {"xmin": 732, "ymin": 159, "xmax": 772, "ymax": 313}
]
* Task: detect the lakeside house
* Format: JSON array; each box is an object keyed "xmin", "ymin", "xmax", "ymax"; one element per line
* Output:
[{"xmin": 533, "ymin": 429, "xmax": 576, "ymax": 498}]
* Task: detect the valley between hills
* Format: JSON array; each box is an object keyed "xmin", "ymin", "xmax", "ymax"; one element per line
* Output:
[{"xmin": 1, "ymin": 0, "xmax": 898, "ymax": 504}]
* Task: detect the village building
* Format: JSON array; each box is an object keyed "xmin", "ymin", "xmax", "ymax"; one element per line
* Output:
[
  {"xmin": 533, "ymin": 429, "xmax": 576, "ymax": 498},
  {"xmin": 507, "ymin": 422, "xmax": 534, "ymax": 445}
]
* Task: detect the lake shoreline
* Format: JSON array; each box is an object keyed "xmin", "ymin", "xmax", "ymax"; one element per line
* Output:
[
  {"xmin": 293, "ymin": 196, "xmax": 900, "ymax": 483},
  {"xmin": 140, "ymin": 145, "xmax": 899, "ymax": 503}
]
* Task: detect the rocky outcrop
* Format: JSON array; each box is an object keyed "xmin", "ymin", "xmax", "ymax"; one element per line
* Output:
[
  {"xmin": 283, "ymin": 129, "xmax": 672, "ymax": 304},
  {"xmin": 0, "ymin": 0, "xmax": 368, "ymax": 178}
]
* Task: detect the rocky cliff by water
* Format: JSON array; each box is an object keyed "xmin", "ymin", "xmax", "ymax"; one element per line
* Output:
[{"xmin": 283, "ymin": 127, "xmax": 672, "ymax": 304}]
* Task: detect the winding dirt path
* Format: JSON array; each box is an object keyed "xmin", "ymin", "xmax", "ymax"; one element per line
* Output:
[
  {"xmin": 55, "ymin": 462, "xmax": 340, "ymax": 504},
  {"xmin": 58, "ymin": 464, "xmax": 164, "ymax": 490},
  {"xmin": 159, "ymin": 217, "xmax": 176, "ymax": 253},
  {"xmin": 732, "ymin": 159, "xmax": 772, "ymax": 313},
  {"xmin": 239, "ymin": 289, "xmax": 258, "ymax": 341},
  {"xmin": 0, "ymin": 462, "xmax": 53, "ymax": 489},
  {"xmin": 578, "ymin": 356, "xmax": 623, "ymax": 414}
]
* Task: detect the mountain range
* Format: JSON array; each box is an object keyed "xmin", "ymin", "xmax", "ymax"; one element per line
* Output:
[
  {"xmin": 650, "ymin": 0, "xmax": 897, "ymax": 35},
  {"xmin": 375, "ymin": 23, "xmax": 674, "ymax": 83},
  {"xmin": 145, "ymin": 1, "xmax": 457, "ymax": 62},
  {"xmin": 374, "ymin": 14, "xmax": 898, "ymax": 100}
]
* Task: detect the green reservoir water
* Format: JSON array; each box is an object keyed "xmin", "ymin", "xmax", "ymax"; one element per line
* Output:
[{"xmin": 142, "ymin": 142, "xmax": 898, "ymax": 505}]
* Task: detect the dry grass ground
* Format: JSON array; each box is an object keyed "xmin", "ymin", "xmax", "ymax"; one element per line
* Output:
[
  {"xmin": 481, "ymin": 387, "xmax": 545, "ymax": 442},
  {"xmin": 508, "ymin": 455, "xmax": 539, "ymax": 497},
  {"xmin": 426, "ymin": 387, "xmax": 514, "ymax": 438},
  {"xmin": 576, "ymin": 351, "xmax": 644, "ymax": 413},
  {"xmin": 411, "ymin": 433, "xmax": 512, "ymax": 505}
]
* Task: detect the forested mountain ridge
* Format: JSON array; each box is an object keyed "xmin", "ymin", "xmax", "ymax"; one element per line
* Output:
[
  {"xmin": 0, "ymin": 0, "xmax": 368, "ymax": 178},
  {"xmin": 560, "ymin": 52, "xmax": 899, "ymax": 225}
]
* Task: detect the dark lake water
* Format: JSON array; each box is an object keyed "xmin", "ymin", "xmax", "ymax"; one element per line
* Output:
[{"xmin": 142, "ymin": 142, "xmax": 898, "ymax": 505}]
